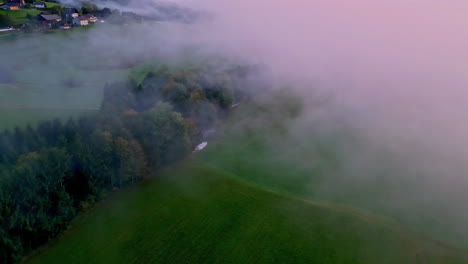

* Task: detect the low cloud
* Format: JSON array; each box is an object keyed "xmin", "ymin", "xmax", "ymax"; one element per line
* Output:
[
  {"xmin": 167, "ymin": 0, "xmax": 468, "ymax": 246},
  {"xmin": 4, "ymin": 0, "xmax": 468, "ymax": 247}
]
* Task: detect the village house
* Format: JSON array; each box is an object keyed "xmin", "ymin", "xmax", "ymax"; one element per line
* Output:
[
  {"xmin": 73, "ymin": 16, "xmax": 89, "ymax": 26},
  {"xmin": 38, "ymin": 14, "xmax": 62, "ymax": 22},
  {"xmin": 33, "ymin": 2, "xmax": 46, "ymax": 8},
  {"xmin": 64, "ymin": 8, "xmax": 79, "ymax": 20},
  {"xmin": 2, "ymin": 3, "xmax": 20, "ymax": 10},
  {"xmin": 80, "ymin": 14, "xmax": 98, "ymax": 23},
  {"xmin": 38, "ymin": 13, "xmax": 62, "ymax": 27}
]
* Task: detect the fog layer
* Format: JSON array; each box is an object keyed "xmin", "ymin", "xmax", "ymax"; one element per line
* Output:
[
  {"xmin": 3, "ymin": 0, "xmax": 468, "ymax": 248},
  {"xmin": 171, "ymin": 0, "xmax": 468, "ymax": 247}
]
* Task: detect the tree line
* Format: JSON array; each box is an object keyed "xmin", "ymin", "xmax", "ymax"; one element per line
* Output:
[
  {"xmin": 0, "ymin": 65, "xmax": 255, "ymax": 263},
  {"xmin": 0, "ymin": 15, "xmax": 14, "ymax": 28}
]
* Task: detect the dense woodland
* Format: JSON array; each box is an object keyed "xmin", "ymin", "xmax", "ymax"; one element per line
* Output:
[{"xmin": 0, "ymin": 65, "xmax": 258, "ymax": 263}]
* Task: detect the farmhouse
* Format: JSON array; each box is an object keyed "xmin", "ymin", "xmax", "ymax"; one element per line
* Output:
[
  {"xmin": 81, "ymin": 14, "xmax": 98, "ymax": 23},
  {"xmin": 33, "ymin": 2, "xmax": 46, "ymax": 8},
  {"xmin": 73, "ymin": 16, "xmax": 89, "ymax": 26},
  {"xmin": 64, "ymin": 8, "xmax": 79, "ymax": 19},
  {"xmin": 2, "ymin": 3, "xmax": 20, "ymax": 10},
  {"xmin": 38, "ymin": 13, "xmax": 62, "ymax": 26},
  {"xmin": 38, "ymin": 14, "xmax": 62, "ymax": 22}
]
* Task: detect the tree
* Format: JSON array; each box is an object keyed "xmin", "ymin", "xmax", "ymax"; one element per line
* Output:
[
  {"xmin": 0, "ymin": 131, "xmax": 16, "ymax": 164},
  {"xmin": 114, "ymin": 137, "xmax": 148, "ymax": 186},
  {"xmin": 113, "ymin": 137, "xmax": 130, "ymax": 187},
  {"xmin": 133, "ymin": 71, "xmax": 169, "ymax": 111},
  {"xmin": 141, "ymin": 103, "xmax": 190, "ymax": 167},
  {"xmin": 128, "ymin": 140, "xmax": 148, "ymax": 182},
  {"xmin": 5, "ymin": 148, "xmax": 75, "ymax": 252},
  {"xmin": 0, "ymin": 66, "xmax": 248, "ymax": 262},
  {"xmin": 85, "ymin": 131, "xmax": 114, "ymax": 190},
  {"xmin": 0, "ymin": 14, "xmax": 14, "ymax": 28},
  {"xmin": 165, "ymin": 83, "xmax": 190, "ymax": 114},
  {"xmin": 101, "ymin": 7, "xmax": 112, "ymax": 17},
  {"xmin": 81, "ymin": 7, "xmax": 90, "ymax": 14},
  {"xmin": 80, "ymin": 1, "xmax": 98, "ymax": 13},
  {"xmin": 0, "ymin": 169, "xmax": 23, "ymax": 263},
  {"xmin": 50, "ymin": 6, "xmax": 64, "ymax": 18},
  {"xmin": 195, "ymin": 102, "xmax": 218, "ymax": 129},
  {"xmin": 13, "ymin": 127, "xmax": 27, "ymax": 154}
]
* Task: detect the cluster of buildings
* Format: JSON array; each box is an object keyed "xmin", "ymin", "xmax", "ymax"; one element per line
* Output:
[
  {"xmin": 73, "ymin": 14, "xmax": 98, "ymax": 26},
  {"xmin": 36, "ymin": 9, "xmax": 95, "ymax": 27},
  {"xmin": 1, "ymin": 0, "xmax": 100, "ymax": 29},
  {"xmin": 36, "ymin": 9, "xmax": 99, "ymax": 28},
  {"xmin": 2, "ymin": 0, "xmax": 47, "ymax": 10},
  {"xmin": 1, "ymin": 0, "xmax": 25, "ymax": 10}
]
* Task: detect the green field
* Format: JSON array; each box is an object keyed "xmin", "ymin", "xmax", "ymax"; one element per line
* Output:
[
  {"xmin": 0, "ymin": 9, "xmax": 41, "ymax": 25},
  {"xmin": 185, "ymin": 99, "xmax": 468, "ymax": 250},
  {"xmin": 0, "ymin": 28, "xmax": 195, "ymax": 131},
  {"xmin": 25, "ymin": 163, "xmax": 468, "ymax": 264},
  {"xmin": 0, "ymin": 2, "xmax": 66, "ymax": 25},
  {"xmin": 42, "ymin": 2, "xmax": 62, "ymax": 8},
  {"xmin": 5, "ymin": 22, "xmax": 468, "ymax": 263},
  {"xmin": 0, "ymin": 33, "xmax": 104, "ymax": 130},
  {"xmin": 0, "ymin": 21, "xmax": 218, "ymax": 131},
  {"xmin": 0, "ymin": 75, "xmax": 105, "ymax": 131},
  {"xmin": 21, "ymin": 89, "xmax": 468, "ymax": 263},
  {"xmin": 0, "ymin": 61, "xmax": 181, "ymax": 131},
  {"xmin": 0, "ymin": 38, "xmax": 142, "ymax": 131}
]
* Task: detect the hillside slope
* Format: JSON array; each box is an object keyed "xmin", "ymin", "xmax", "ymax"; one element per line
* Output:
[{"xmin": 26, "ymin": 164, "xmax": 467, "ymax": 264}]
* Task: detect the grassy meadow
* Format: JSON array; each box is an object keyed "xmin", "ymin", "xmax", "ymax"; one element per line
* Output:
[
  {"xmin": 3, "ymin": 22, "xmax": 467, "ymax": 263},
  {"xmin": 0, "ymin": 9, "xmax": 41, "ymax": 25},
  {"xmin": 0, "ymin": 23, "xmax": 205, "ymax": 131},
  {"xmin": 0, "ymin": 2, "xmax": 69, "ymax": 25},
  {"xmin": 0, "ymin": 33, "xmax": 156, "ymax": 131},
  {"xmin": 0, "ymin": 69, "xmax": 109, "ymax": 131},
  {"xmin": 0, "ymin": 66, "xmax": 112, "ymax": 130},
  {"xmin": 194, "ymin": 100, "xmax": 468, "ymax": 249},
  {"xmin": 22, "ymin": 94, "xmax": 468, "ymax": 263},
  {"xmin": 25, "ymin": 164, "xmax": 468, "ymax": 264}
]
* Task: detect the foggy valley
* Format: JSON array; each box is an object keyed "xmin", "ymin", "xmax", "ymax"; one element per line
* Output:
[{"xmin": 1, "ymin": 0, "xmax": 468, "ymax": 263}]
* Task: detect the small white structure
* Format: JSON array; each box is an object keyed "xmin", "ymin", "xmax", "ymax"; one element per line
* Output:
[
  {"xmin": 33, "ymin": 2, "xmax": 46, "ymax": 8},
  {"xmin": 0, "ymin": 27, "xmax": 14, "ymax": 32},
  {"xmin": 194, "ymin": 142, "xmax": 208, "ymax": 152}
]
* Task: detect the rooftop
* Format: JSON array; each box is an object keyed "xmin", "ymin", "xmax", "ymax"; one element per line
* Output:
[{"xmin": 39, "ymin": 14, "xmax": 62, "ymax": 21}]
